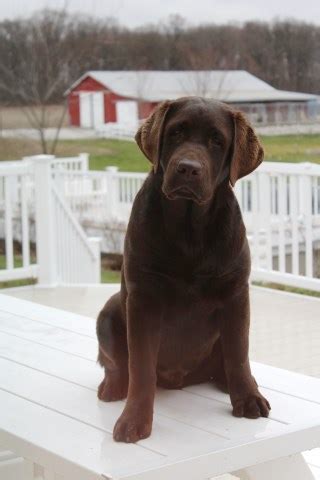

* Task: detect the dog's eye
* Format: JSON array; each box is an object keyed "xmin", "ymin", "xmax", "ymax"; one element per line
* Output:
[
  {"xmin": 209, "ymin": 135, "xmax": 223, "ymax": 147},
  {"xmin": 171, "ymin": 128, "xmax": 183, "ymax": 137}
]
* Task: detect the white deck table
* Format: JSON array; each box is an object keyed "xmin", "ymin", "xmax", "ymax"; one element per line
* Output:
[{"xmin": 0, "ymin": 293, "xmax": 319, "ymax": 480}]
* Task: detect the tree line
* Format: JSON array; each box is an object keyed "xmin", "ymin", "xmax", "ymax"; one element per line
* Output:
[{"xmin": 0, "ymin": 10, "xmax": 319, "ymax": 107}]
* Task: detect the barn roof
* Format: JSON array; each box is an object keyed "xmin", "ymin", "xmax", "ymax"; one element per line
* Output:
[{"xmin": 66, "ymin": 70, "xmax": 317, "ymax": 103}]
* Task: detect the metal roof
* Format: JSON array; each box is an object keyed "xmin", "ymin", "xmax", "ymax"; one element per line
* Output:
[{"xmin": 66, "ymin": 70, "xmax": 317, "ymax": 103}]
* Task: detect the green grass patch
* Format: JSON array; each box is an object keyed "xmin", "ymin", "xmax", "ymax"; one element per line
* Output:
[
  {"xmin": 56, "ymin": 134, "xmax": 320, "ymax": 170},
  {"xmin": 101, "ymin": 268, "xmax": 121, "ymax": 283},
  {"xmin": 2, "ymin": 134, "xmax": 320, "ymax": 172},
  {"xmin": 252, "ymin": 281, "xmax": 320, "ymax": 298},
  {"xmin": 0, "ymin": 278, "xmax": 36, "ymax": 289},
  {"xmin": 260, "ymin": 134, "xmax": 320, "ymax": 164},
  {"xmin": 58, "ymin": 138, "xmax": 149, "ymax": 172}
]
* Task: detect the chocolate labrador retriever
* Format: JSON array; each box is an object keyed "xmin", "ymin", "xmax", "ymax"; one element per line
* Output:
[{"xmin": 97, "ymin": 97, "xmax": 271, "ymax": 443}]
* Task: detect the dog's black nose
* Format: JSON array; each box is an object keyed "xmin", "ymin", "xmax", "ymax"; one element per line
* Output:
[{"xmin": 176, "ymin": 159, "xmax": 202, "ymax": 177}]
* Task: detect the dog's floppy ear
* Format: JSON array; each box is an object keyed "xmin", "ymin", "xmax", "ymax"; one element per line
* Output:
[
  {"xmin": 135, "ymin": 100, "xmax": 172, "ymax": 173},
  {"xmin": 229, "ymin": 110, "xmax": 264, "ymax": 186}
]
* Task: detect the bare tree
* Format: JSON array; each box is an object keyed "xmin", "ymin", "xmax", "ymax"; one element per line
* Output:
[
  {"xmin": 0, "ymin": 10, "xmax": 74, "ymax": 153},
  {"xmin": 0, "ymin": 10, "xmax": 116, "ymax": 153}
]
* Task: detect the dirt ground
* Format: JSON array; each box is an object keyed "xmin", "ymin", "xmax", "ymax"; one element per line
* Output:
[{"xmin": 0, "ymin": 104, "xmax": 69, "ymax": 129}]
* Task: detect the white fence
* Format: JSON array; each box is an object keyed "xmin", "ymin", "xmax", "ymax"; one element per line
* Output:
[
  {"xmin": 0, "ymin": 155, "xmax": 100, "ymax": 285},
  {"xmin": 0, "ymin": 163, "xmax": 38, "ymax": 282},
  {"xmin": 1, "ymin": 154, "xmax": 320, "ymax": 291},
  {"xmin": 96, "ymin": 122, "xmax": 137, "ymax": 141},
  {"xmin": 235, "ymin": 163, "xmax": 320, "ymax": 291},
  {"xmin": 53, "ymin": 161, "xmax": 320, "ymax": 292},
  {"xmin": 54, "ymin": 167, "xmax": 146, "ymax": 222}
]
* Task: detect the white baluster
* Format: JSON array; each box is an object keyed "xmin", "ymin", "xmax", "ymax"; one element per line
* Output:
[
  {"xmin": 289, "ymin": 175, "xmax": 299, "ymax": 275},
  {"xmin": 259, "ymin": 172, "xmax": 272, "ymax": 270},
  {"xmin": 4, "ymin": 176, "xmax": 14, "ymax": 270},
  {"xmin": 300, "ymin": 174, "xmax": 313, "ymax": 277},
  {"xmin": 105, "ymin": 166, "xmax": 119, "ymax": 220},
  {"xmin": 20, "ymin": 174, "xmax": 30, "ymax": 268},
  {"xmin": 278, "ymin": 174, "xmax": 286, "ymax": 273}
]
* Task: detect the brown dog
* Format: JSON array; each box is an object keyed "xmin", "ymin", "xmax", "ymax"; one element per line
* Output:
[{"xmin": 96, "ymin": 97, "xmax": 271, "ymax": 443}]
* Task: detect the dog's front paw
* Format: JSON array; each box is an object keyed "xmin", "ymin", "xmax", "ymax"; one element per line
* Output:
[
  {"xmin": 232, "ymin": 392, "xmax": 271, "ymax": 419},
  {"xmin": 98, "ymin": 377, "xmax": 128, "ymax": 402},
  {"xmin": 113, "ymin": 409, "xmax": 152, "ymax": 443}
]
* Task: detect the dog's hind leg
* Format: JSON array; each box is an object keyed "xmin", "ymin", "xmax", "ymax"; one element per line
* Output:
[{"xmin": 96, "ymin": 292, "xmax": 128, "ymax": 401}]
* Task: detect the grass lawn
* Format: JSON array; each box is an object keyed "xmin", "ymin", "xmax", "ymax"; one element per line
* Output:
[
  {"xmin": 101, "ymin": 268, "xmax": 121, "ymax": 283},
  {"xmin": 1, "ymin": 134, "xmax": 320, "ymax": 171},
  {"xmin": 261, "ymin": 134, "xmax": 320, "ymax": 163}
]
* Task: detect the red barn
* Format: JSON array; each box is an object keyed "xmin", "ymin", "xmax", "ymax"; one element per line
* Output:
[
  {"xmin": 66, "ymin": 70, "xmax": 318, "ymax": 127},
  {"xmin": 65, "ymin": 71, "xmax": 158, "ymax": 128}
]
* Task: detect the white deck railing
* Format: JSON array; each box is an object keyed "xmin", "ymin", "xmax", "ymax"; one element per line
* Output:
[
  {"xmin": 235, "ymin": 163, "xmax": 320, "ymax": 291},
  {"xmin": 23, "ymin": 152, "xmax": 89, "ymax": 172},
  {"xmin": 53, "ymin": 162, "xmax": 320, "ymax": 291},
  {"xmin": 54, "ymin": 167, "xmax": 146, "ymax": 222},
  {"xmin": 0, "ymin": 163, "xmax": 38, "ymax": 282},
  {"xmin": 0, "ymin": 155, "xmax": 100, "ymax": 285},
  {"xmin": 1, "ymin": 154, "xmax": 320, "ymax": 291}
]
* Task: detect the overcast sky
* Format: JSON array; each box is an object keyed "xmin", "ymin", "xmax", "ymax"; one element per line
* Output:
[{"xmin": 1, "ymin": 0, "xmax": 320, "ymax": 27}]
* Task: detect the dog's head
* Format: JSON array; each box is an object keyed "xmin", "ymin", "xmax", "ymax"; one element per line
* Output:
[{"xmin": 135, "ymin": 97, "xmax": 264, "ymax": 204}]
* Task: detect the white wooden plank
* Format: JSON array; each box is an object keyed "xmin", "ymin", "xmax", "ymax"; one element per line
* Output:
[
  {"xmin": 109, "ymin": 422, "xmax": 320, "ymax": 480},
  {"xmin": 0, "ymin": 333, "xmax": 285, "ymax": 443},
  {"xmin": 0, "ymin": 293, "xmax": 96, "ymax": 337},
  {"xmin": 4, "ymin": 332, "xmax": 316, "ymax": 433},
  {"xmin": 0, "ymin": 297, "xmax": 320, "ymax": 479},
  {"xmin": 0, "ymin": 312, "xmax": 97, "ymax": 360},
  {"xmin": 1, "ymin": 298, "xmax": 319, "ymax": 406},
  {"xmin": 153, "ymin": 388, "xmax": 284, "ymax": 441},
  {"xmin": 184, "ymin": 382, "xmax": 320, "ymax": 426},
  {"xmin": 1, "ymin": 319, "xmax": 320, "ymax": 433},
  {"xmin": 0, "ymin": 358, "xmax": 226, "ymax": 458},
  {"xmin": 3, "ymin": 331, "xmax": 315, "ymax": 446},
  {"xmin": 251, "ymin": 362, "xmax": 320, "ymax": 404},
  {"xmin": 0, "ymin": 331, "xmax": 101, "ymax": 390},
  {"xmin": 0, "ymin": 390, "xmax": 162, "ymax": 480}
]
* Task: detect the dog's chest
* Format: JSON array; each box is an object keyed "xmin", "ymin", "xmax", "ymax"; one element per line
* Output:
[{"xmin": 157, "ymin": 304, "xmax": 220, "ymax": 386}]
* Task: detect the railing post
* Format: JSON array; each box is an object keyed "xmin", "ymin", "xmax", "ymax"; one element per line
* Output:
[
  {"xmin": 299, "ymin": 166, "xmax": 313, "ymax": 277},
  {"xmin": 79, "ymin": 152, "xmax": 89, "ymax": 171},
  {"xmin": 32, "ymin": 155, "xmax": 57, "ymax": 286},
  {"xmin": 105, "ymin": 166, "xmax": 119, "ymax": 220},
  {"xmin": 259, "ymin": 172, "xmax": 272, "ymax": 270},
  {"xmin": 88, "ymin": 237, "xmax": 101, "ymax": 283}
]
